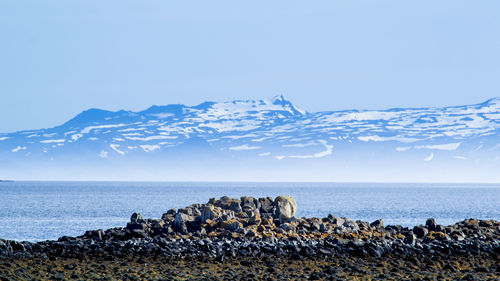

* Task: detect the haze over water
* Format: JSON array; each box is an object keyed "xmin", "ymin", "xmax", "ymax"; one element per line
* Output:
[{"xmin": 0, "ymin": 181, "xmax": 498, "ymax": 242}]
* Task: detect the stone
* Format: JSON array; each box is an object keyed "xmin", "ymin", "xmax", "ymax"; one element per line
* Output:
[
  {"xmin": 281, "ymin": 223, "xmax": 293, "ymax": 231},
  {"xmin": 479, "ymin": 220, "xmax": 493, "ymax": 227},
  {"xmin": 310, "ymin": 220, "xmax": 321, "ymax": 232},
  {"xmin": 273, "ymin": 196, "xmax": 297, "ymax": 219},
  {"xmin": 151, "ymin": 219, "xmax": 165, "ymax": 229},
  {"xmin": 229, "ymin": 201, "xmax": 242, "ymax": 213},
  {"xmin": 464, "ymin": 219, "xmax": 479, "ymax": 228},
  {"xmin": 236, "ymin": 211, "xmax": 250, "ymax": 219},
  {"xmin": 241, "ymin": 196, "xmax": 258, "ymax": 210},
  {"xmin": 435, "ymin": 224, "xmax": 445, "ymax": 232},
  {"xmin": 451, "ymin": 231, "xmax": 466, "ymax": 241},
  {"xmin": 428, "ymin": 231, "xmax": 449, "ymax": 241},
  {"xmin": 319, "ymin": 223, "xmax": 330, "ymax": 233},
  {"xmin": 84, "ymin": 229, "xmax": 104, "ymax": 240},
  {"xmin": 258, "ymin": 197, "xmax": 274, "ymax": 213},
  {"xmin": 426, "ymin": 218, "xmax": 437, "ymax": 231},
  {"xmin": 128, "ymin": 229, "xmax": 148, "ymax": 239},
  {"xmin": 215, "ymin": 196, "xmax": 241, "ymax": 211},
  {"xmin": 404, "ymin": 232, "xmax": 416, "ymax": 245},
  {"xmin": 173, "ymin": 213, "xmax": 192, "ymax": 233},
  {"xmin": 331, "ymin": 217, "xmax": 345, "ymax": 227},
  {"xmin": 413, "ymin": 226, "xmax": 429, "ymax": 238},
  {"xmin": 126, "ymin": 223, "xmax": 147, "ymax": 231},
  {"xmin": 130, "ymin": 213, "xmax": 143, "ymax": 224},
  {"xmin": 228, "ymin": 221, "xmax": 243, "ymax": 232},
  {"xmin": 220, "ymin": 219, "xmax": 238, "ymax": 229},
  {"xmin": 248, "ymin": 213, "xmax": 262, "ymax": 225},
  {"xmin": 342, "ymin": 220, "xmax": 360, "ymax": 233},
  {"xmin": 179, "ymin": 207, "xmax": 201, "ymax": 217},
  {"xmin": 200, "ymin": 205, "xmax": 216, "ymax": 222},
  {"xmin": 370, "ymin": 219, "xmax": 384, "ymax": 228}
]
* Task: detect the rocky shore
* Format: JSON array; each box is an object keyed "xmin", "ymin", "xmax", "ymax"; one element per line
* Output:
[{"xmin": 1, "ymin": 196, "xmax": 499, "ymax": 280}]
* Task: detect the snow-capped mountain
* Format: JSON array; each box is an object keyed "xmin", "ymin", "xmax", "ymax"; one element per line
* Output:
[{"xmin": 1, "ymin": 96, "xmax": 499, "ymax": 182}]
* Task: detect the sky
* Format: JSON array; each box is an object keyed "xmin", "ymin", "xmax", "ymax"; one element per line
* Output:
[{"xmin": 1, "ymin": 1, "xmax": 499, "ymax": 133}]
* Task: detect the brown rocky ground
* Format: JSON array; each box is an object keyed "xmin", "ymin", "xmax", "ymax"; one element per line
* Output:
[{"xmin": 1, "ymin": 252, "xmax": 498, "ymax": 280}]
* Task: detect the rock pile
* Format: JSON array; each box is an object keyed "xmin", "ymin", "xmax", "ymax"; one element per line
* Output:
[
  {"xmin": 123, "ymin": 195, "xmax": 312, "ymax": 241},
  {"xmin": 0, "ymin": 196, "xmax": 499, "ymax": 261}
]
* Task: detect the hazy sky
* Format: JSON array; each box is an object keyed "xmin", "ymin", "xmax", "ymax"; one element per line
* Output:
[{"xmin": 1, "ymin": 1, "xmax": 499, "ymax": 132}]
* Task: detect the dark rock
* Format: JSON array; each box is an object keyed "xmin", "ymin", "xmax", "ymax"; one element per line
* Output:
[
  {"xmin": 229, "ymin": 201, "xmax": 242, "ymax": 213},
  {"xmin": 370, "ymin": 219, "xmax": 384, "ymax": 228},
  {"xmin": 413, "ymin": 226, "xmax": 429, "ymax": 238},
  {"xmin": 240, "ymin": 196, "xmax": 258, "ymax": 213},
  {"xmin": 228, "ymin": 221, "xmax": 243, "ymax": 232},
  {"xmin": 404, "ymin": 232, "xmax": 416, "ymax": 246},
  {"xmin": 130, "ymin": 213, "xmax": 143, "ymax": 224},
  {"xmin": 126, "ymin": 223, "xmax": 147, "ymax": 231},
  {"xmin": 426, "ymin": 218, "xmax": 437, "ymax": 231},
  {"xmin": 258, "ymin": 197, "xmax": 274, "ymax": 214}
]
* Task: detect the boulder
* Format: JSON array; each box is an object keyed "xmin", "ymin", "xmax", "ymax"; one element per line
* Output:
[
  {"xmin": 161, "ymin": 209, "xmax": 176, "ymax": 221},
  {"xmin": 214, "ymin": 196, "xmax": 241, "ymax": 211},
  {"xmin": 241, "ymin": 196, "xmax": 259, "ymax": 214},
  {"xmin": 370, "ymin": 219, "xmax": 384, "ymax": 228},
  {"xmin": 173, "ymin": 213, "xmax": 192, "ymax": 233},
  {"xmin": 273, "ymin": 196, "xmax": 297, "ymax": 219},
  {"xmin": 130, "ymin": 213, "xmax": 143, "ymax": 224},
  {"xmin": 341, "ymin": 220, "xmax": 360, "ymax": 233},
  {"xmin": 258, "ymin": 197, "xmax": 274, "ymax": 213},
  {"xmin": 179, "ymin": 206, "xmax": 201, "ymax": 217},
  {"xmin": 248, "ymin": 213, "xmax": 262, "ymax": 225},
  {"xmin": 426, "ymin": 218, "xmax": 437, "ymax": 231},
  {"xmin": 330, "ymin": 216, "xmax": 345, "ymax": 227},
  {"xmin": 281, "ymin": 223, "xmax": 293, "ymax": 231},
  {"xmin": 427, "ymin": 231, "xmax": 450, "ymax": 241},
  {"xmin": 228, "ymin": 221, "xmax": 243, "ymax": 232},
  {"xmin": 126, "ymin": 222, "xmax": 147, "ymax": 231},
  {"xmin": 229, "ymin": 201, "xmax": 242, "ymax": 213},
  {"xmin": 404, "ymin": 232, "xmax": 416, "ymax": 246},
  {"xmin": 413, "ymin": 225, "xmax": 429, "ymax": 238},
  {"xmin": 200, "ymin": 205, "xmax": 217, "ymax": 222},
  {"xmin": 319, "ymin": 223, "xmax": 330, "ymax": 233}
]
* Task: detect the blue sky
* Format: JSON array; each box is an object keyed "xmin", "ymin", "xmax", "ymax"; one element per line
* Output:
[{"xmin": 1, "ymin": 1, "xmax": 499, "ymax": 132}]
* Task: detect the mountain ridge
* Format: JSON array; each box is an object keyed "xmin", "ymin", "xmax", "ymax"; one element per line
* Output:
[
  {"xmin": 52, "ymin": 95, "xmax": 500, "ymax": 129},
  {"xmin": 1, "ymin": 96, "xmax": 499, "ymax": 182}
]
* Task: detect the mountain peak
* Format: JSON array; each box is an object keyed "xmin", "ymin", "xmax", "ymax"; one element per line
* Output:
[
  {"xmin": 267, "ymin": 95, "xmax": 306, "ymax": 115},
  {"xmin": 271, "ymin": 94, "xmax": 287, "ymax": 104}
]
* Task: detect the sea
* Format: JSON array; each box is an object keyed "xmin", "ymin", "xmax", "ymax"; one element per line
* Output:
[{"xmin": 0, "ymin": 181, "xmax": 498, "ymax": 242}]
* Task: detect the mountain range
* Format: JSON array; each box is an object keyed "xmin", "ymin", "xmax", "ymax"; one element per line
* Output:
[{"xmin": 1, "ymin": 95, "xmax": 499, "ymax": 182}]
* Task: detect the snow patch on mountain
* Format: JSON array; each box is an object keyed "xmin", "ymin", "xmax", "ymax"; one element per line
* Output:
[
  {"xmin": 229, "ymin": 144, "xmax": 261, "ymax": 151},
  {"xmin": 140, "ymin": 144, "xmax": 160, "ymax": 152},
  {"xmin": 415, "ymin": 143, "xmax": 461, "ymax": 151},
  {"xmin": 40, "ymin": 139, "xmax": 65, "ymax": 144}
]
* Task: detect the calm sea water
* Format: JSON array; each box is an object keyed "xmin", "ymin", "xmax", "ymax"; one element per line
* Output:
[{"xmin": 0, "ymin": 181, "xmax": 498, "ymax": 242}]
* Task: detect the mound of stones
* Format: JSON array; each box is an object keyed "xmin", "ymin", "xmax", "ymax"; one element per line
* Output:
[{"xmin": 0, "ymin": 196, "xmax": 499, "ymax": 260}]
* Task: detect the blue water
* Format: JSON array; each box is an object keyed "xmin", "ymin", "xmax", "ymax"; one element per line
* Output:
[{"xmin": 0, "ymin": 181, "xmax": 498, "ymax": 242}]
